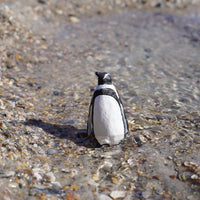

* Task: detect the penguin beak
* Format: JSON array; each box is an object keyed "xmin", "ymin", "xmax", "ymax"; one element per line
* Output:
[{"xmin": 95, "ymin": 72, "xmax": 100, "ymax": 77}]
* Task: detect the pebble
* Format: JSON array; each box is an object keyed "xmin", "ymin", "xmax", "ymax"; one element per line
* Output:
[
  {"xmin": 133, "ymin": 136, "xmax": 143, "ymax": 146},
  {"xmin": 32, "ymin": 168, "xmax": 43, "ymax": 181},
  {"xmin": 53, "ymin": 91, "xmax": 60, "ymax": 96},
  {"xmin": 191, "ymin": 174, "xmax": 198, "ymax": 180},
  {"xmin": 100, "ymin": 160, "xmax": 113, "ymax": 171},
  {"xmin": 142, "ymin": 191, "xmax": 151, "ymax": 198},
  {"xmin": 101, "ymin": 149, "xmax": 122, "ymax": 158},
  {"xmin": 2, "ymin": 196, "xmax": 11, "ymax": 200},
  {"xmin": 8, "ymin": 182, "xmax": 18, "ymax": 188},
  {"xmin": 87, "ymin": 56, "xmax": 95, "ymax": 63},
  {"xmin": 187, "ymin": 195, "xmax": 196, "ymax": 200},
  {"xmin": 19, "ymin": 179, "xmax": 27, "ymax": 188},
  {"xmin": 0, "ymin": 170, "xmax": 15, "ymax": 178},
  {"xmin": 47, "ymin": 148, "xmax": 57, "ymax": 155},
  {"xmin": 138, "ymin": 135, "xmax": 147, "ymax": 143},
  {"xmin": 52, "ymin": 181, "xmax": 62, "ymax": 188},
  {"xmin": 29, "ymin": 187, "xmax": 41, "ymax": 196},
  {"xmin": 127, "ymin": 158, "xmax": 137, "ymax": 167},
  {"xmin": 111, "ymin": 174, "xmax": 125, "ymax": 184},
  {"xmin": 110, "ymin": 191, "xmax": 126, "ymax": 199},
  {"xmin": 44, "ymin": 172, "xmax": 56, "ymax": 182},
  {"xmin": 68, "ymin": 15, "xmax": 80, "ymax": 23},
  {"xmin": 193, "ymin": 136, "xmax": 200, "ymax": 144},
  {"xmin": 66, "ymin": 120, "xmax": 75, "ymax": 125},
  {"xmin": 167, "ymin": 156, "xmax": 173, "ymax": 160},
  {"xmin": 0, "ymin": 99, "xmax": 5, "ymax": 110},
  {"xmin": 25, "ymin": 126, "xmax": 34, "ymax": 135},
  {"xmin": 0, "ymin": 121, "xmax": 7, "ymax": 131},
  {"xmin": 69, "ymin": 169, "xmax": 78, "ymax": 177},
  {"xmin": 184, "ymin": 161, "xmax": 198, "ymax": 168},
  {"xmin": 38, "ymin": 0, "xmax": 47, "ymax": 4}
]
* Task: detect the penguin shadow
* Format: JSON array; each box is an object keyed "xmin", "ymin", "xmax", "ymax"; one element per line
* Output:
[{"xmin": 24, "ymin": 119, "xmax": 100, "ymax": 148}]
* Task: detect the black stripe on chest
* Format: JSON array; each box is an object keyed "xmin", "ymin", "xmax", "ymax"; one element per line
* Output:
[
  {"xmin": 92, "ymin": 88, "xmax": 120, "ymax": 105},
  {"xmin": 90, "ymin": 87, "xmax": 128, "ymax": 134}
]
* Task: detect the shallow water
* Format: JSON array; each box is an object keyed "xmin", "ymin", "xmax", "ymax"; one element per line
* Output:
[
  {"xmin": 54, "ymin": 11, "xmax": 200, "ymax": 197},
  {"xmin": 29, "ymin": 11, "xmax": 200, "ymax": 198},
  {"xmin": 41, "ymin": 11, "xmax": 200, "ymax": 125}
]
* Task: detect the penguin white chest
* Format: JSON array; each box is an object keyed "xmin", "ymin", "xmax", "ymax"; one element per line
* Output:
[{"xmin": 93, "ymin": 95, "xmax": 124, "ymax": 145}]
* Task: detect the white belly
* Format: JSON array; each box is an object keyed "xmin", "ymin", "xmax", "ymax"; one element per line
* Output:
[{"xmin": 93, "ymin": 95, "xmax": 124, "ymax": 145}]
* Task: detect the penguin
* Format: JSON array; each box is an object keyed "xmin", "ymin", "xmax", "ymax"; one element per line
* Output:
[{"xmin": 87, "ymin": 72, "xmax": 129, "ymax": 145}]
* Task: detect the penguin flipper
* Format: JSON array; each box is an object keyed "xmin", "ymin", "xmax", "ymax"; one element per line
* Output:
[
  {"xmin": 87, "ymin": 96, "xmax": 94, "ymax": 137},
  {"xmin": 118, "ymin": 96, "xmax": 129, "ymax": 134}
]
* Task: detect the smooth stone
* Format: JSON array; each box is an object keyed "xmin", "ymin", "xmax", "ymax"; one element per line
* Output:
[
  {"xmin": 66, "ymin": 120, "xmax": 75, "ymax": 124},
  {"xmin": 47, "ymin": 148, "xmax": 57, "ymax": 155},
  {"xmin": 101, "ymin": 160, "xmax": 113, "ymax": 171},
  {"xmin": 0, "ymin": 171, "xmax": 15, "ymax": 178},
  {"xmin": 44, "ymin": 172, "xmax": 56, "ymax": 182},
  {"xmin": 8, "ymin": 182, "xmax": 18, "ymax": 188},
  {"xmin": 110, "ymin": 190, "xmax": 126, "ymax": 199}
]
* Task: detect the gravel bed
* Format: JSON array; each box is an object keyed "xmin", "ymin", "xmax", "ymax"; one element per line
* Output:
[{"xmin": 0, "ymin": 1, "xmax": 200, "ymax": 199}]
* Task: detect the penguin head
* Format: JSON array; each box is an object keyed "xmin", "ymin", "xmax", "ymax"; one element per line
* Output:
[{"xmin": 95, "ymin": 72, "xmax": 112, "ymax": 85}]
